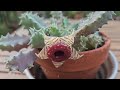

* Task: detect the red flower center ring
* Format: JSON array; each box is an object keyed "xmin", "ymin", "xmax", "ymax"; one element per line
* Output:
[{"xmin": 47, "ymin": 43, "xmax": 71, "ymax": 62}]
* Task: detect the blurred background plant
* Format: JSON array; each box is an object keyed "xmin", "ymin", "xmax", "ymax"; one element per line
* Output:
[
  {"xmin": 34, "ymin": 11, "xmax": 93, "ymax": 19},
  {"xmin": 114, "ymin": 11, "xmax": 120, "ymax": 16},
  {"xmin": 113, "ymin": 11, "xmax": 120, "ymax": 20},
  {"xmin": 0, "ymin": 11, "xmax": 118, "ymax": 37},
  {"xmin": 0, "ymin": 11, "xmax": 20, "ymax": 36},
  {"xmin": 63, "ymin": 11, "xmax": 93, "ymax": 19},
  {"xmin": 19, "ymin": 11, "xmax": 93, "ymax": 19},
  {"xmin": 26, "ymin": 11, "xmax": 119, "ymax": 19}
]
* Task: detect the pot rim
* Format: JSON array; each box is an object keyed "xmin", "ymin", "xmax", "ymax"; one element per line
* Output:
[{"xmin": 24, "ymin": 51, "xmax": 119, "ymax": 79}]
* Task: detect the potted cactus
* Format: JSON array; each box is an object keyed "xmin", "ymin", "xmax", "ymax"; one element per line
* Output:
[{"xmin": 2, "ymin": 11, "xmax": 118, "ymax": 79}]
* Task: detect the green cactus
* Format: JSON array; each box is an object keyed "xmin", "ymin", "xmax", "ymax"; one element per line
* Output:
[
  {"xmin": 73, "ymin": 31, "xmax": 104, "ymax": 51},
  {"xmin": 6, "ymin": 48, "xmax": 37, "ymax": 72},
  {"xmin": 0, "ymin": 32, "xmax": 30, "ymax": 51}
]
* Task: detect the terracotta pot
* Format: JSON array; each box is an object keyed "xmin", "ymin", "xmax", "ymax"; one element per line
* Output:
[
  {"xmin": 24, "ymin": 51, "xmax": 119, "ymax": 79},
  {"xmin": 35, "ymin": 32, "xmax": 111, "ymax": 79}
]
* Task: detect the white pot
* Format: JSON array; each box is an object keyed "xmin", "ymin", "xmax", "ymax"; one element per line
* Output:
[{"xmin": 24, "ymin": 51, "xmax": 119, "ymax": 79}]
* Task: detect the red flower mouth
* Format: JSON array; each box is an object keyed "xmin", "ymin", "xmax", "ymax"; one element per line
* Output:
[{"xmin": 47, "ymin": 43, "xmax": 71, "ymax": 62}]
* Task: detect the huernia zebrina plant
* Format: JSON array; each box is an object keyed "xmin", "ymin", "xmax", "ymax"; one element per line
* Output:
[{"xmin": 0, "ymin": 11, "xmax": 114, "ymax": 72}]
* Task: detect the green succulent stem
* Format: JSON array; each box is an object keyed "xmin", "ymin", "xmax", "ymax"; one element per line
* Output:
[{"xmin": 19, "ymin": 11, "xmax": 114, "ymax": 51}]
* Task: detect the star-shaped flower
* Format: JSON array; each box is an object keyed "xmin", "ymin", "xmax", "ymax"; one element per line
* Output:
[{"xmin": 36, "ymin": 34, "xmax": 83, "ymax": 68}]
